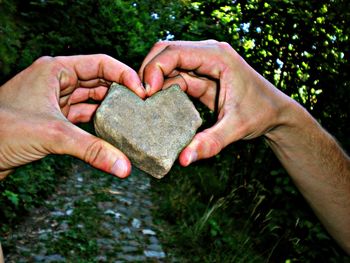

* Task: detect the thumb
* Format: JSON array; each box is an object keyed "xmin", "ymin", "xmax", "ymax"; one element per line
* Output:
[
  {"xmin": 179, "ymin": 115, "xmax": 239, "ymax": 166},
  {"xmin": 58, "ymin": 123, "xmax": 131, "ymax": 178}
]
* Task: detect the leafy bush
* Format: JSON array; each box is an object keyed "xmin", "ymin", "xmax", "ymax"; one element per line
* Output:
[
  {"xmin": 149, "ymin": 1, "xmax": 349, "ymax": 261},
  {"xmin": 152, "ymin": 145, "xmax": 348, "ymax": 261},
  {"xmin": 0, "ymin": 156, "xmax": 72, "ymax": 234},
  {"xmin": 0, "ymin": 0, "xmax": 349, "ymax": 261},
  {"xmin": 0, "ymin": 0, "xmax": 22, "ymax": 76}
]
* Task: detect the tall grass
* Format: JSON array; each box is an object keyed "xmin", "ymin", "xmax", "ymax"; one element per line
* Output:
[{"xmin": 150, "ymin": 142, "xmax": 349, "ymax": 262}]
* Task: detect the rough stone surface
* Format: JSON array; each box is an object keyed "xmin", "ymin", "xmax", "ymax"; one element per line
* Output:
[{"xmin": 94, "ymin": 83, "xmax": 202, "ymax": 178}]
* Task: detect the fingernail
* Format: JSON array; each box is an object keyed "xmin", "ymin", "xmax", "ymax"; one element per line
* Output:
[
  {"xmin": 111, "ymin": 159, "xmax": 128, "ymax": 178},
  {"xmin": 138, "ymin": 83, "xmax": 146, "ymax": 98},
  {"xmin": 187, "ymin": 150, "xmax": 198, "ymax": 165},
  {"xmin": 145, "ymin": 83, "xmax": 151, "ymax": 95}
]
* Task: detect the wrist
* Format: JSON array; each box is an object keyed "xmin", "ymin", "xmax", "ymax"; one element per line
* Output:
[{"xmin": 264, "ymin": 94, "xmax": 319, "ymax": 149}]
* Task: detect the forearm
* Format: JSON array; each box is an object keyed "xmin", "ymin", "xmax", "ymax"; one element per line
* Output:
[
  {"xmin": 265, "ymin": 99, "xmax": 350, "ymax": 253},
  {"xmin": 0, "ymin": 242, "xmax": 3, "ymax": 263},
  {"xmin": 140, "ymin": 40, "xmax": 350, "ymax": 251}
]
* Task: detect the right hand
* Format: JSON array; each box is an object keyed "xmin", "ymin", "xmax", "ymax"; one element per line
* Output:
[{"xmin": 139, "ymin": 40, "xmax": 294, "ymax": 166}]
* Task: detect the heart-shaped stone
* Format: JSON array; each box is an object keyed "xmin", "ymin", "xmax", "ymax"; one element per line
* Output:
[{"xmin": 94, "ymin": 83, "xmax": 202, "ymax": 178}]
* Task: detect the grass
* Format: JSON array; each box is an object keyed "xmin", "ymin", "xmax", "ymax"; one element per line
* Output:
[
  {"xmin": 150, "ymin": 162, "xmax": 266, "ymax": 262},
  {"xmin": 1, "ymin": 147, "xmax": 348, "ymax": 262},
  {"xmin": 149, "ymin": 143, "xmax": 350, "ymax": 262}
]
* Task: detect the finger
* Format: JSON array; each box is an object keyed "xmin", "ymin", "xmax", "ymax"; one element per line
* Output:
[
  {"xmin": 162, "ymin": 75, "xmax": 187, "ymax": 90},
  {"xmin": 167, "ymin": 69, "xmax": 181, "ymax": 78},
  {"xmin": 66, "ymin": 103, "xmax": 99, "ymax": 123},
  {"xmin": 139, "ymin": 39, "xmax": 219, "ymax": 80},
  {"xmin": 78, "ymin": 78, "xmax": 111, "ymax": 88},
  {"xmin": 139, "ymin": 41, "xmax": 169, "ymax": 81},
  {"xmin": 56, "ymin": 122, "xmax": 131, "ymax": 178},
  {"xmin": 163, "ymin": 73, "xmax": 218, "ymax": 110},
  {"xmin": 56, "ymin": 54, "xmax": 146, "ymax": 99},
  {"xmin": 142, "ymin": 44, "xmax": 228, "ymax": 96},
  {"xmin": 144, "ymin": 68, "xmax": 182, "ymax": 95},
  {"xmin": 60, "ymin": 86, "xmax": 108, "ymax": 107},
  {"xmin": 178, "ymin": 114, "xmax": 240, "ymax": 166},
  {"xmin": 0, "ymin": 170, "xmax": 13, "ymax": 180}
]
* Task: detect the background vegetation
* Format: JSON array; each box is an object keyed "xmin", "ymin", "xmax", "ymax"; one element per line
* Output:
[{"xmin": 0, "ymin": 0, "xmax": 349, "ymax": 261}]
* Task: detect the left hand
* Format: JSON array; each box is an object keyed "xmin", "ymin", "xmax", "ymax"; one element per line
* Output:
[
  {"xmin": 139, "ymin": 40, "xmax": 291, "ymax": 166},
  {"xmin": 0, "ymin": 54, "xmax": 146, "ymax": 179}
]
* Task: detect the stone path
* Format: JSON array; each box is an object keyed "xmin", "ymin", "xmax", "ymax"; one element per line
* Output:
[{"xmin": 3, "ymin": 161, "xmax": 171, "ymax": 262}]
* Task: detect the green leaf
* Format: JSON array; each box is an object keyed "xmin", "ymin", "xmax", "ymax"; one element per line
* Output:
[{"xmin": 3, "ymin": 190, "xmax": 19, "ymax": 207}]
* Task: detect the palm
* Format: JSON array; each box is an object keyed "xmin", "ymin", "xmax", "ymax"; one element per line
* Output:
[{"xmin": 0, "ymin": 54, "xmax": 145, "ymax": 179}]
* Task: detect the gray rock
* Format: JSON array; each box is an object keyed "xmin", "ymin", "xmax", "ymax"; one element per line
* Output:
[
  {"xmin": 51, "ymin": 211, "xmax": 65, "ymax": 217},
  {"xmin": 94, "ymin": 83, "xmax": 202, "ymax": 178},
  {"xmin": 97, "ymin": 201, "xmax": 114, "ymax": 210},
  {"xmin": 131, "ymin": 218, "xmax": 141, "ymax": 228},
  {"xmin": 148, "ymin": 236, "xmax": 159, "ymax": 245},
  {"xmin": 65, "ymin": 208, "xmax": 73, "ymax": 216},
  {"xmin": 121, "ymin": 227, "xmax": 132, "ymax": 234},
  {"xmin": 142, "ymin": 229, "xmax": 156, "ymax": 235},
  {"xmin": 59, "ymin": 221, "xmax": 69, "ymax": 231},
  {"xmin": 33, "ymin": 254, "xmax": 65, "ymax": 262},
  {"xmin": 117, "ymin": 254, "xmax": 147, "ymax": 261},
  {"xmin": 121, "ymin": 245, "xmax": 139, "ymax": 253},
  {"xmin": 104, "ymin": 209, "xmax": 122, "ymax": 219},
  {"xmin": 112, "ymin": 230, "xmax": 121, "ymax": 239},
  {"xmin": 120, "ymin": 240, "xmax": 140, "ymax": 247},
  {"xmin": 95, "ymin": 255, "xmax": 108, "ymax": 262},
  {"xmin": 118, "ymin": 197, "xmax": 132, "ymax": 206},
  {"xmin": 147, "ymin": 244, "xmax": 163, "ymax": 251},
  {"xmin": 144, "ymin": 250, "xmax": 166, "ymax": 258}
]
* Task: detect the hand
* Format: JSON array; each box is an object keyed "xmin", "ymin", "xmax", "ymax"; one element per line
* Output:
[
  {"xmin": 141, "ymin": 40, "xmax": 350, "ymax": 253},
  {"xmin": 0, "ymin": 54, "xmax": 146, "ymax": 179},
  {"xmin": 139, "ymin": 40, "xmax": 294, "ymax": 166}
]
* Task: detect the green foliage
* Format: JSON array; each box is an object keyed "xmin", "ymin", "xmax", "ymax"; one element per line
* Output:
[
  {"xmin": 0, "ymin": 0, "xmax": 183, "ymax": 82},
  {"xmin": 0, "ymin": 156, "xmax": 71, "ymax": 233},
  {"xmin": 153, "ymin": 145, "xmax": 349, "ymax": 261},
  {"xmin": 2, "ymin": 190, "xmax": 19, "ymax": 207},
  {"xmin": 0, "ymin": 0, "xmax": 349, "ymax": 261},
  {"xmin": 169, "ymin": 0, "xmax": 350, "ymax": 149},
  {"xmin": 0, "ymin": 0, "xmax": 22, "ymax": 76},
  {"xmin": 47, "ymin": 200, "xmax": 101, "ymax": 258},
  {"xmin": 40, "ymin": 169, "xmax": 131, "ymax": 260},
  {"xmin": 149, "ymin": 0, "xmax": 349, "ymax": 261}
]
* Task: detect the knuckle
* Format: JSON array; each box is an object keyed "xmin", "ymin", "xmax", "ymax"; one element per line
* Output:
[
  {"xmin": 98, "ymin": 78, "xmax": 110, "ymax": 86},
  {"xmin": 84, "ymin": 140, "xmax": 105, "ymax": 166},
  {"xmin": 33, "ymin": 56, "xmax": 54, "ymax": 66},
  {"xmin": 208, "ymin": 133, "xmax": 224, "ymax": 155},
  {"xmin": 204, "ymin": 39, "xmax": 219, "ymax": 44},
  {"xmin": 96, "ymin": 53, "xmax": 112, "ymax": 61},
  {"xmin": 218, "ymin": 41, "xmax": 233, "ymax": 51},
  {"xmin": 35, "ymin": 56, "xmax": 66, "ymax": 75},
  {"xmin": 150, "ymin": 41, "xmax": 173, "ymax": 55},
  {"xmin": 66, "ymin": 110, "xmax": 80, "ymax": 123},
  {"xmin": 164, "ymin": 43, "xmax": 177, "ymax": 52},
  {"xmin": 217, "ymin": 41, "xmax": 241, "ymax": 61},
  {"xmin": 197, "ymin": 131, "xmax": 224, "ymax": 156},
  {"xmin": 154, "ymin": 40, "xmax": 169, "ymax": 49},
  {"xmin": 144, "ymin": 59, "xmax": 159, "ymax": 73},
  {"xmin": 89, "ymin": 87, "xmax": 96, "ymax": 99}
]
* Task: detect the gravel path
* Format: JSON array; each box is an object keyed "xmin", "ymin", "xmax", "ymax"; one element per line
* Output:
[{"xmin": 3, "ymin": 161, "xmax": 170, "ymax": 262}]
